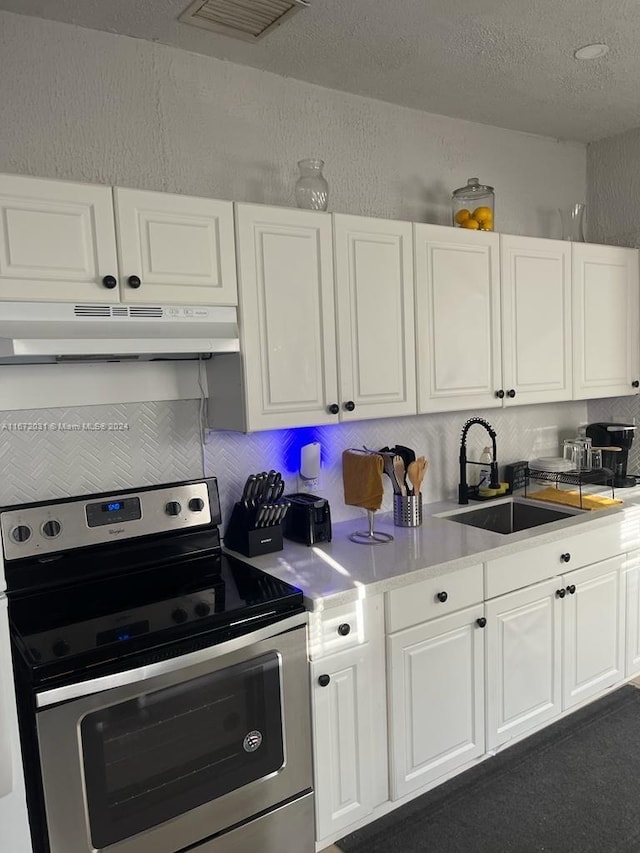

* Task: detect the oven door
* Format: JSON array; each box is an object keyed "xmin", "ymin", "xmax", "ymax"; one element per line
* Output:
[{"xmin": 35, "ymin": 615, "xmax": 311, "ymax": 853}]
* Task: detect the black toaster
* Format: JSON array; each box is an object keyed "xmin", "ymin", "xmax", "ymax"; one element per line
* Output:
[{"xmin": 283, "ymin": 493, "xmax": 332, "ymax": 546}]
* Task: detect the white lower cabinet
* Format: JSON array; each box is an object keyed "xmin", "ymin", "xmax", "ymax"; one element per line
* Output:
[
  {"xmin": 387, "ymin": 604, "xmax": 485, "ymax": 799},
  {"xmin": 625, "ymin": 550, "xmax": 640, "ymax": 678},
  {"xmin": 563, "ymin": 555, "xmax": 625, "ymax": 709},
  {"xmin": 486, "ymin": 578, "xmax": 562, "ymax": 750},
  {"xmin": 311, "ymin": 645, "xmax": 376, "ymax": 838},
  {"xmin": 310, "ymin": 595, "xmax": 387, "ymax": 843},
  {"xmin": 486, "ymin": 554, "xmax": 625, "ymax": 750}
]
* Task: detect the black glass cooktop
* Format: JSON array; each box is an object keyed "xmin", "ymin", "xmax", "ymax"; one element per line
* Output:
[{"xmin": 10, "ymin": 549, "xmax": 303, "ymax": 683}]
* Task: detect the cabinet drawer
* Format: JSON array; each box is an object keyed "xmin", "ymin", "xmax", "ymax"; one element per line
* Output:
[
  {"xmin": 308, "ymin": 595, "xmax": 382, "ymax": 660},
  {"xmin": 385, "ymin": 564, "xmax": 483, "ymax": 633},
  {"xmin": 485, "ymin": 520, "xmax": 623, "ymax": 598}
]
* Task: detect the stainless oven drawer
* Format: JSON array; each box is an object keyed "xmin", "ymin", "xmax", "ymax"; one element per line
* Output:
[
  {"xmin": 36, "ymin": 617, "xmax": 312, "ymax": 853},
  {"xmin": 192, "ymin": 792, "xmax": 314, "ymax": 853}
]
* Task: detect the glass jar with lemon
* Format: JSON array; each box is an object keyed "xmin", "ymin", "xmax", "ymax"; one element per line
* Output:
[{"xmin": 452, "ymin": 177, "xmax": 495, "ymax": 231}]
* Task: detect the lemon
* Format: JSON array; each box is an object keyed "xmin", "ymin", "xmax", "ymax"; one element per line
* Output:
[
  {"xmin": 454, "ymin": 208, "xmax": 471, "ymax": 225},
  {"xmin": 472, "ymin": 206, "xmax": 493, "ymax": 222},
  {"xmin": 462, "ymin": 218, "xmax": 480, "ymax": 230}
]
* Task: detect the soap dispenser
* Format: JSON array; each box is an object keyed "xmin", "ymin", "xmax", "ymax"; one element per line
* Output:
[{"xmin": 478, "ymin": 447, "xmax": 493, "ymax": 489}]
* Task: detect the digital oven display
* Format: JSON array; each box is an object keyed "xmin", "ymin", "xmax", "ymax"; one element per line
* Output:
[{"xmin": 86, "ymin": 497, "xmax": 142, "ymax": 527}]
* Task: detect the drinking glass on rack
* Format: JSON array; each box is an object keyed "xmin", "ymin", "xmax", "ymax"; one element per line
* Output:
[
  {"xmin": 591, "ymin": 448, "xmax": 602, "ymax": 470},
  {"xmin": 563, "ymin": 438, "xmax": 592, "ymax": 470}
]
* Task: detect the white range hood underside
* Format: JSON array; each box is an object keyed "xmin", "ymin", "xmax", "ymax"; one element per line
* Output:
[{"xmin": 0, "ymin": 302, "xmax": 240, "ymax": 360}]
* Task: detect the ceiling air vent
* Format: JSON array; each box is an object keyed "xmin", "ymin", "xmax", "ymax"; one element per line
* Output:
[{"xmin": 179, "ymin": 0, "xmax": 309, "ymax": 43}]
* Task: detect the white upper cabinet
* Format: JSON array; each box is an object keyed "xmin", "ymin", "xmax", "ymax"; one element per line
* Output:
[
  {"xmin": 0, "ymin": 174, "xmax": 237, "ymax": 305},
  {"xmin": 500, "ymin": 235, "xmax": 572, "ymax": 405},
  {"xmin": 214, "ymin": 207, "xmax": 417, "ymax": 432},
  {"xmin": 0, "ymin": 173, "xmax": 118, "ymax": 302},
  {"xmin": 415, "ymin": 225, "xmax": 502, "ymax": 413},
  {"xmin": 232, "ymin": 203, "xmax": 339, "ymax": 431},
  {"xmin": 113, "ymin": 188, "xmax": 237, "ymax": 305},
  {"xmin": 333, "ymin": 214, "xmax": 416, "ymax": 420},
  {"xmin": 572, "ymin": 243, "xmax": 640, "ymax": 399},
  {"xmin": 415, "ymin": 227, "xmax": 573, "ymax": 414}
]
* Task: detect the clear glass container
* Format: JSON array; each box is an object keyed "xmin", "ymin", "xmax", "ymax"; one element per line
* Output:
[
  {"xmin": 295, "ymin": 159, "xmax": 329, "ymax": 211},
  {"xmin": 452, "ymin": 177, "xmax": 495, "ymax": 231},
  {"xmin": 559, "ymin": 203, "xmax": 585, "ymax": 241}
]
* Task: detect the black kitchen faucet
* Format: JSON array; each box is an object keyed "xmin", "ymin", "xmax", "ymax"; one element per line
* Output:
[{"xmin": 458, "ymin": 417, "xmax": 500, "ymax": 504}]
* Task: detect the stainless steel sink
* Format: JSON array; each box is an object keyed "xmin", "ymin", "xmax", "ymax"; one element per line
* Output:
[{"xmin": 437, "ymin": 498, "xmax": 583, "ymax": 535}]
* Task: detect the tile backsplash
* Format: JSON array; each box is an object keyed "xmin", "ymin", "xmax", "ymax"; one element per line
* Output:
[
  {"xmin": 0, "ymin": 401, "xmax": 202, "ymax": 505},
  {"xmin": 0, "ymin": 398, "xmax": 589, "ymax": 526}
]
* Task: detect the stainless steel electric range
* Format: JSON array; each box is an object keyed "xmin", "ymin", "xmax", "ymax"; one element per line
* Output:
[{"xmin": 1, "ymin": 478, "xmax": 313, "ymax": 853}]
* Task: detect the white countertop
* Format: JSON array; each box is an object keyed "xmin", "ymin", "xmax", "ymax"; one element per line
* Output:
[{"xmin": 225, "ymin": 489, "xmax": 640, "ymax": 611}]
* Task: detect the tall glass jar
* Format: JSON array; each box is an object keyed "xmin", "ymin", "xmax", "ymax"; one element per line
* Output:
[
  {"xmin": 295, "ymin": 159, "xmax": 329, "ymax": 211},
  {"xmin": 452, "ymin": 177, "xmax": 495, "ymax": 231}
]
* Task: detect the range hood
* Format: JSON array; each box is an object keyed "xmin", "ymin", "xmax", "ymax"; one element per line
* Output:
[{"xmin": 0, "ymin": 302, "xmax": 240, "ymax": 362}]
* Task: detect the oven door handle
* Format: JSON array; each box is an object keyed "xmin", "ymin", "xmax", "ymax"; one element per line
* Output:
[{"xmin": 36, "ymin": 611, "xmax": 308, "ymax": 709}]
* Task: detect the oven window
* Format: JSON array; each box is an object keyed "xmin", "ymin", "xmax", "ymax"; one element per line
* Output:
[{"xmin": 81, "ymin": 652, "xmax": 284, "ymax": 848}]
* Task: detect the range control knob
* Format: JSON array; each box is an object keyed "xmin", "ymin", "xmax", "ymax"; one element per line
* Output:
[
  {"xmin": 165, "ymin": 501, "xmax": 182, "ymax": 517},
  {"xmin": 189, "ymin": 498, "xmax": 205, "ymax": 512},
  {"xmin": 52, "ymin": 639, "xmax": 70, "ymax": 658},
  {"xmin": 11, "ymin": 525, "xmax": 32, "ymax": 543},
  {"xmin": 194, "ymin": 601, "xmax": 211, "ymax": 618},
  {"xmin": 42, "ymin": 520, "xmax": 62, "ymax": 538},
  {"xmin": 172, "ymin": 607, "xmax": 189, "ymax": 624}
]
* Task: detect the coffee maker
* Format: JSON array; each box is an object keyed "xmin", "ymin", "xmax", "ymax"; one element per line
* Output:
[{"xmin": 585, "ymin": 422, "xmax": 639, "ymax": 487}]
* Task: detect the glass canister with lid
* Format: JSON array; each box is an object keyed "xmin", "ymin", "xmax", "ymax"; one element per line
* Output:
[{"xmin": 451, "ymin": 177, "xmax": 495, "ymax": 231}]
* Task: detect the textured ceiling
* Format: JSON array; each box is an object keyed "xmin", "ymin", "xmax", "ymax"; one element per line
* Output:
[{"xmin": 2, "ymin": 0, "xmax": 639, "ymax": 142}]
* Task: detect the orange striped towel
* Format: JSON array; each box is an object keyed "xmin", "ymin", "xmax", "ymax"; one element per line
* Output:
[{"xmin": 528, "ymin": 487, "xmax": 622, "ymax": 511}]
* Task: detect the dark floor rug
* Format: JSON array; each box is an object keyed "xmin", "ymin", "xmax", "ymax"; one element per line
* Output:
[{"xmin": 337, "ymin": 685, "xmax": 640, "ymax": 853}]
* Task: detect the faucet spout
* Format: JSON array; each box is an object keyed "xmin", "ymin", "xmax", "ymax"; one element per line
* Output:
[{"xmin": 458, "ymin": 417, "xmax": 499, "ymax": 504}]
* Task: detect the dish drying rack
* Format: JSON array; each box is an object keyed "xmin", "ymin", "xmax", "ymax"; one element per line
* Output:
[{"xmin": 524, "ymin": 466, "xmax": 616, "ymax": 508}]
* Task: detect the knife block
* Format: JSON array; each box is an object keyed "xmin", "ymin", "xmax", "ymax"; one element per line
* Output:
[{"xmin": 224, "ymin": 502, "xmax": 284, "ymax": 557}]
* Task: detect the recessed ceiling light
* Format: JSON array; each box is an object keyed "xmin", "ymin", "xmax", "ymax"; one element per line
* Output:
[{"xmin": 573, "ymin": 43, "xmax": 610, "ymax": 60}]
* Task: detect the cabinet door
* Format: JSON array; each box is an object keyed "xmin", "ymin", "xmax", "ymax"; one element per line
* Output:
[
  {"xmin": 415, "ymin": 225, "xmax": 501, "ymax": 413},
  {"xmin": 333, "ymin": 214, "xmax": 416, "ymax": 420},
  {"xmin": 234, "ymin": 204, "xmax": 338, "ymax": 430},
  {"xmin": 114, "ymin": 188, "xmax": 237, "ymax": 305},
  {"xmin": 625, "ymin": 551, "xmax": 640, "ymax": 678},
  {"xmin": 572, "ymin": 243, "xmax": 640, "ymax": 399},
  {"xmin": 486, "ymin": 579, "xmax": 562, "ymax": 750},
  {"xmin": 562, "ymin": 555, "xmax": 625, "ymax": 710},
  {"xmin": 0, "ymin": 598, "xmax": 31, "ymax": 850},
  {"xmin": 0, "ymin": 173, "xmax": 118, "ymax": 302},
  {"xmin": 387, "ymin": 605, "xmax": 485, "ymax": 800},
  {"xmin": 501, "ymin": 235, "xmax": 572, "ymax": 405},
  {"xmin": 311, "ymin": 645, "xmax": 375, "ymax": 840}
]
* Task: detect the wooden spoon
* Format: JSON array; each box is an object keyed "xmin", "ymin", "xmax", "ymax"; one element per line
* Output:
[{"xmin": 408, "ymin": 457, "xmax": 428, "ymax": 495}]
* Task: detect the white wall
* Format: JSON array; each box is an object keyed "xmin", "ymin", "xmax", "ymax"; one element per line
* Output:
[
  {"xmin": 0, "ymin": 11, "xmax": 586, "ymax": 234},
  {"xmin": 0, "ymin": 10, "xmax": 590, "ymax": 520},
  {"xmin": 587, "ymin": 127, "xmax": 640, "ymax": 247}
]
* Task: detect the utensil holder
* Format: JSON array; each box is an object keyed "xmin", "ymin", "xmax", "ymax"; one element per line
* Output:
[{"xmin": 394, "ymin": 494, "xmax": 422, "ymax": 527}]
